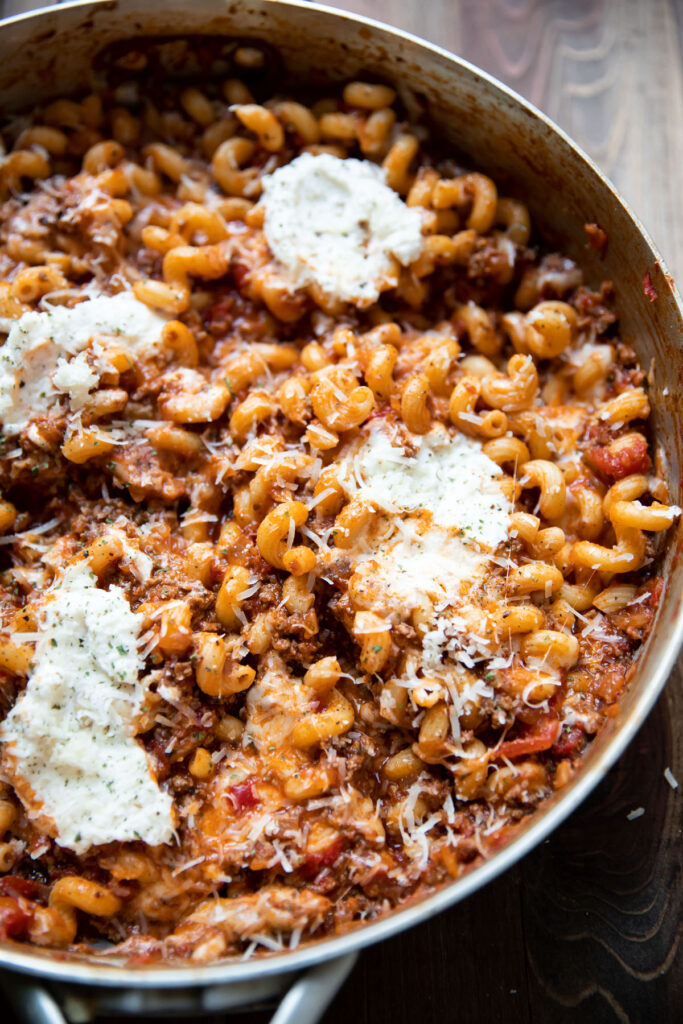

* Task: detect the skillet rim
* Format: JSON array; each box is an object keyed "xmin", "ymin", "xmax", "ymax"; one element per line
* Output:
[{"xmin": 0, "ymin": 0, "xmax": 680, "ymax": 987}]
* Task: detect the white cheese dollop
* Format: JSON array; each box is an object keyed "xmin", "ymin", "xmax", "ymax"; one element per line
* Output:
[
  {"xmin": 338, "ymin": 422, "xmax": 511, "ymax": 550},
  {"xmin": 0, "ymin": 561, "xmax": 175, "ymax": 854},
  {"xmin": 0, "ymin": 293, "xmax": 168, "ymax": 433},
  {"xmin": 326, "ymin": 422, "xmax": 511, "ymax": 624},
  {"xmin": 350, "ymin": 518, "xmax": 487, "ymax": 613},
  {"xmin": 261, "ymin": 153, "xmax": 423, "ymax": 306}
]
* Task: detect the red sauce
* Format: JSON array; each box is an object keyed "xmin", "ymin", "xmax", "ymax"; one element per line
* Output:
[
  {"xmin": 495, "ymin": 714, "xmax": 560, "ymax": 761},
  {"xmin": 0, "ymin": 876, "xmax": 41, "ymax": 900},
  {"xmin": 0, "ymin": 896, "xmax": 33, "ymax": 939},
  {"xmin": 552, "ymin": 726, "xmax": 584, "ymax": 757},
  {"xmin": 590, "ymin": 435, "xmax": 651, "ymax": 479}
]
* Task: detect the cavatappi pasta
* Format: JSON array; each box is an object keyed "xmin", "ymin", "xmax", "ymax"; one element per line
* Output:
[{"xmin": 0, "ymin": 49, "xmax": 679, "ymax": 964}]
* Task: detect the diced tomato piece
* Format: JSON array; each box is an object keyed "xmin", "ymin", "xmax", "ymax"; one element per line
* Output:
[
  {"xmin": 552, "ymin": 725, "xmax": 584, "ymax": 756},
  {"xmin": 0, "ymin": 876, "xmax": 41, "ymax": 900},
  {"xmin": 590, "ymin": 436, "xmax": 651, "ymax": 480},
  {"xmin": 226, "ymin": 779, "xmax": 259, "ymax": 813},
  {"xmin": 232, "ymin": 262, "xmax": 251, "ymax": 290},
  {"xmin": 301, "ymin": 838, "xmax": 345, "ymax": 880},
  {"xmin": 495, "ymin": 714, "xmax": 560, "ymax": 761},
  {"xmin": 0, "ymin": 896, "xmax": 33, "ymax": 939}
]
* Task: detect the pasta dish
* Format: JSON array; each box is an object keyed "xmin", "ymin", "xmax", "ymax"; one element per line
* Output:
[{"xmin": 0, "ymin": 48, "xmax": 678, "ymax": 963}]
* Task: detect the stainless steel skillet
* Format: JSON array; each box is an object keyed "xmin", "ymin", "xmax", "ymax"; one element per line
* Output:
[{"xmin": 0, "ymin": 2, "xmax": 681, "ymax": 1021}]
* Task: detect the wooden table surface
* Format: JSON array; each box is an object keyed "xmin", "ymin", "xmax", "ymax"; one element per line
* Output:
[{"xmin": 0, "ymin": 2, "xmax": 681, "ymax": 1023}]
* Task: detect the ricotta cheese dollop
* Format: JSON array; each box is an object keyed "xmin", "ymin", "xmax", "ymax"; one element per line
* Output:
[
  {"xmin": 0, "ymin": 561, "xmax": 175, "ymax": 854},
  {"xmin": 261, "ymin": 153, "xmax": 423, "ymax": 306},
  {"xmin": 0, "ymin": 292, "xmax": 168, "ymax": 433},
  {"xmin": 333, "ymin": 422, "xmax": 511, "ymax": 617},
  {"xmin": 339, "ymin": 422, "xmax": 511, "ymax": 549}
]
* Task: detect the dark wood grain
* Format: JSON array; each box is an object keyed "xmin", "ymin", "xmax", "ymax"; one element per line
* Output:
[
  {"xmin": 333, "ymin": 0, "xmax": 683, "ymax": 282},
  {"xmin": 520, "ymin": 677, "xmax": 682, "ymax": 1024},
  {"xmin": 0, "ymin": 2, "xmax": 680, "ymax": 1023}
]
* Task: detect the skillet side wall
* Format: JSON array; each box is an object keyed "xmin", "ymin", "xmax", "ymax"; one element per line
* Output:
[{"xmin": 0, "ymin": 0, "xmax": 680, "ymax": 981}]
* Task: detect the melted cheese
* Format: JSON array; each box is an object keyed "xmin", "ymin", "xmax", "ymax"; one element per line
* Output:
[
  {"xmin": 330, "ymin": 423, "xmax": 513, "ymax": 702},
  {"xmin": 338, "ymin": 422, "xmax": 510, "ymax": 549},
  {"xmin": 243, "ymin": 653, "xmax": 311, "ymax": 753},
  {"xmin": 0, "ymin": 561, "xmax": 174, "ymax": 853},
  {"xmin": 351, "ymin": 517, "xmax": 487, "ymax": 613},
  {"xmin": 261, "ymin": 153, "xmax": 423, "ymax": 306},
  {"xmin": 0, "ymin": 293, "xmax": 168, "ymax": 433}
]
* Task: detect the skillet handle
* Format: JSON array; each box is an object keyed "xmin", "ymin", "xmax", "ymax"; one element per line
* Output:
[
  {"xmin": 1, "ymin": 952, "xmax": 357, "ymax": 1024},
  {"xmin": 268, "ymin": 953, "xmax": 356, "ymax": 1024}
]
